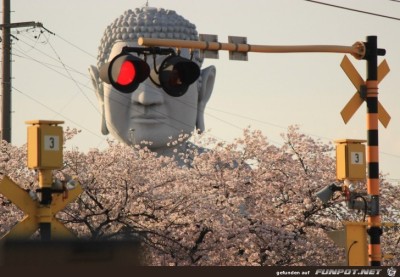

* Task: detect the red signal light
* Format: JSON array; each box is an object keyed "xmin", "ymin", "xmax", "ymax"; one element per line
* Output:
[
  {"xmin": 117, "ymin": 61, "xmax": 136, "ymax": 86},
  {"xmin": 99, "ymin": 54, "xmax": 150, "ymax": 93}
]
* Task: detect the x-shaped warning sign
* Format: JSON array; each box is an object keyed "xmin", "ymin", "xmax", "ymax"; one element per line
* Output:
[
  {"xmin": 340, "ymin": 55, "xmax": 391, "ymax": 127},
  {"xmin": 0, "ymin": 176, "xmax": 83, "ymax": 240}
]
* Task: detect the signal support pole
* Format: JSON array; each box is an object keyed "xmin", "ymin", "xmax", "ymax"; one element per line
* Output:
[
  {"xmin": 364, "ymin": 36, "xmax": 384, "ymax": 266},
  {"xmin": 1, "ymin": 0, "xmax": 42, "ymax": 142}
]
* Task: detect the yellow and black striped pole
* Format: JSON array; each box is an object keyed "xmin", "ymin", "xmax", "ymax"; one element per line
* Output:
[{"xmin": 364, "ymin": 36, "xmax": 385, "ymax": 266}]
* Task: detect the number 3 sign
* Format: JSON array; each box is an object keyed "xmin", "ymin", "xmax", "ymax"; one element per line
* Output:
[
  {"xmin": 44, "ymin": 135, "xmax": 60, "ymax": 151},
  {"xmin": 26, "ymin": 120, "xmax": 64, "ymax": 169},
  {"xmin": 351, "ymin": 152, "xmax": 364, "ymax": 165}
]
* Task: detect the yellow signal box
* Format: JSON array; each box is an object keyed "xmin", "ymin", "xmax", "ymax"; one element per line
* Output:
[
  {"xmin": 344, "ymin": 222, "xmax": 368, "ymax": 266},
  {"xmin": 335, "ymin": 139, "xmax": 366, "ymax": 181},
  {"xmin": 327, "ymin": 221, "xmax": 368, "ymax": 266},
  {"xmin": 26, "ymin": 120, "xmax": 64, "ymax": 169}
]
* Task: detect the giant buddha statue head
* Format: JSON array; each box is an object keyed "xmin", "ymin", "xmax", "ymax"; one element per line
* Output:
[{"xmin": 89, "ymin": 6, "xmax": 216, "ymax": 158}]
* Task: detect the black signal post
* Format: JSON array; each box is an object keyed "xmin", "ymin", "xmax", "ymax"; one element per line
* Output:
[{"xmin": 363, "ymin": 36, "xmax": 385, "ymax": 266}]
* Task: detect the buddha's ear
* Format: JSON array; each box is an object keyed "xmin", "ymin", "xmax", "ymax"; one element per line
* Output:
[
  {"xmin": 89, "ymin": 65, "xmax": 109, "ymax": 135},
  {"xmin": 196, "ymin": 65, "xmax": 216, "ymax": 132}
]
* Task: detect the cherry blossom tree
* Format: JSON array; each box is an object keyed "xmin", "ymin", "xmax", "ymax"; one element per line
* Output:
[{"xmin": 0, "ymin": 126, "xmax": 399, "ymax": 266}]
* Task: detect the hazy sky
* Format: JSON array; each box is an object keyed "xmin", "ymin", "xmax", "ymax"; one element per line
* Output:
[{"xmin": 7, "ymin": 0, "xmax": 400, "ymax": 181}]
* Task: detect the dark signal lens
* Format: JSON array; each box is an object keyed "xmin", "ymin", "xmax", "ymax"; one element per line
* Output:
[
  {"xmin": 168, "ymin": 69, "xmax": 183, "ymax": 86},
  {"xmin": 159, "ymin": 56, "xmax": 200, "ymax": 97}
]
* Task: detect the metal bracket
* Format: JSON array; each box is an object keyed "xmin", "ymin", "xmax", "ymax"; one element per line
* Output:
[
  {"xmin": 369, "ymin": 195, "xmax": 379, "ymax": 216},
  {"xmin": 347, "ymin": 193, "xmax": 369, "ymax": 211},
  {"xmin": 199, "ymin": 34, "xmax": 219, "ymax": 59},
  {"xmin": 347, "ymin": 193, "xmax": 380, "ymax": 216},
  {"xmin": 359, "ymin": 84, "xmax": 367, "ymax": 100},
  {"xmin": 228, "ymin": 36, "xmax": 248, "ymax": 61}
]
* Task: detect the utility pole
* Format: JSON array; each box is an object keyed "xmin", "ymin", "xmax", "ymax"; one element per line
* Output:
[
  {"xmin": 2, "ymin": 0, "xmax": 11, "ymax": 142},
  {"xmin": 1, "ymin": 0, "xmax": 42, "ymax": 142}
]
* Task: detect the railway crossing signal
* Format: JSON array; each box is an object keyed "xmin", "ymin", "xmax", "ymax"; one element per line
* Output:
[
  {"xmin": 0, "ymin": 120, "xmax": 83, "ymax": 240},
  {"xmin": 0, "ymin": 176, "xmax": 82, "ymax": 240},
  {"xmin": 0, "ymin": 34, "xmax": 391, "ymax": 265},
  {"xmin": 340, "ymin": 55, "xmax": 391, "ymax": 127},
  {"xmin": 99, "ymin": 47, "xmax": 200, "ymax": 96},
  {"xmin": 136, "ymin": 35, "xmax": 391, "ymax": 266}
]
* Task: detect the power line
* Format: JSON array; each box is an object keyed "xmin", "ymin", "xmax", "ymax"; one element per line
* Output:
[
  {"xmin": 44, "ymin": 32, "xmax": 99, "ymax": 116},
  {"xmin": 207, "ymin": 105, "xmax": 400, "ymax": 161},
  {"xmin": 12, "ymin": 49, "xmax": 94, "ymax": 92},
  {"xmin": 12, "ymin": 86, "xmax": 102, "ymax": 139},
  {"xmin": 55, "ymin": 33, "xmax": 97, "ymax": 60},
  {"xmin": 15, "ymin": 31, "xmax": 91, "ymax": 79},
  {"xmin": 304, "ymin": 0, "xmax": 400, "ymax": 21},
  {"xmin": 24, "ymin": 24, "xmax": 97, "ymax": 60}
]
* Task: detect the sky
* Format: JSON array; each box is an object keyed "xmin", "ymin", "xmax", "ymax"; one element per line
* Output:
[{"xmin": 6, "ymin": 0, "xmax": 400, "ymax": 182}]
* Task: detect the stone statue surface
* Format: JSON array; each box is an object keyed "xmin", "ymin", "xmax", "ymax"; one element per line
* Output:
[{"xmin": 89, "ymin": 7, "xmax": 216, "ymax": 159}]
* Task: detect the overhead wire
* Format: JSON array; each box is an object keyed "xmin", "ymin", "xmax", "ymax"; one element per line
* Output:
[
  {"xmin": 55, "ymin": 33, "xmax": 97, "ymax": 59},
  {"xmin": 41, "ymin": 31, "xmax": 100, "ymax": 116},
  {"xmin": 304, "ymin": 0, "xmax": 400, "ymax": 21},
  {"xmin": 174, "ymin": 97, "xmax": 284, "ymax": 146},
  {"xmin": 11, "ymin": 28, "xmax": 108, "ymax": 148},
  {"xmin": 12, "ymin": 86, "xmax": 101, "ymax": 139},
  {"xmin": 15, "ymin": 30, "xmax": 89, "ymax": 78},
  {"xmin": 206, "ymin": 105, "xmax": 400, "ymax": 161},
  {"xmin": 12, "ymin": 49, "xmax": 93, "ymax": 92}
]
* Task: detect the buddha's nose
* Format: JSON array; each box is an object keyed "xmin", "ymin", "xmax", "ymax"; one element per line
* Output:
[{"xmin": 131, "ymin": 85, "xmax": 164, "ymax": 105}]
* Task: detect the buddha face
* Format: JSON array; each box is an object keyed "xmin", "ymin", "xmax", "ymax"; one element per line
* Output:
[{"xmin": 101, "ymin": 41, "xmax": 199, "ymax": 150}]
